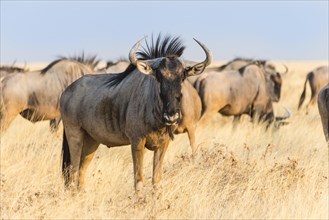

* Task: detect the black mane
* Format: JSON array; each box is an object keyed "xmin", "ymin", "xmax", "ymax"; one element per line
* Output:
[
  {"xmin": 136, "ymin": 34, "xmax": 185, "ymax": 60},
  {"xmin": 0, "ymin": 65, "xmax": 27, "ymax": 73},
  {"xmin": 232, "ymin": 57, "xmax": 256, "ymax": 63},
  {"xmin": 40, "ymin": 53, "xmax": 100, "ymax": 74},
  {"xmin": 217, "ymin": 57, "xmax": 267, "ymax": 71},
  {"xmin": 105, "ymin": 34, "xmax": 186, "ymax": 87}
]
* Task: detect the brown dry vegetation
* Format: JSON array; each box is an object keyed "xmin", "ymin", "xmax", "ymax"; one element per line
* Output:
[{"xmin": 0, "ymin": 61, "xmax": 328, "ymax": 219}]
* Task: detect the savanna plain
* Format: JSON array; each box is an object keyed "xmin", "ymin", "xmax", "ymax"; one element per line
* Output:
[{"xmin": 0, "ymin": 61, "xmax": 328, "ymax": 219}]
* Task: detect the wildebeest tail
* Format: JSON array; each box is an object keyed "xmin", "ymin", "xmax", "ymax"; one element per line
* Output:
[
  {"xmin": 197, "ymin": 79, "xmax": 208, "ymax": 115},
  {"xmin": 62, "ymin": 129, "xmax": 71, "ymax": 186},
  {"xmin": 298, "ymin": 72, "xmax": 312, "ymax": 109}
]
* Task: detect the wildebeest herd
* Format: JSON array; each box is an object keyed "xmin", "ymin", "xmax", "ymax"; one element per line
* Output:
[{"xmin": 1, "ymin": 34, "xmax": 328, "ymax": 194}]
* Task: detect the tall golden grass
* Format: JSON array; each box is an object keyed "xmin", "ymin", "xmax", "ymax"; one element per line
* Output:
[{"xmin": 1, "ymin": 61, "xmax": 328, "ymax": 219}]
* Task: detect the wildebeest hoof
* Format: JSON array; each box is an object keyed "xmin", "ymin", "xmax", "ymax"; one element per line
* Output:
[
  {"xmin": 135, "ymin": 181, "xmax": 143, "ymax": 192},
  {"xmin": 152, "ymin": 185, "xmax": 163, "ymax": 200}
]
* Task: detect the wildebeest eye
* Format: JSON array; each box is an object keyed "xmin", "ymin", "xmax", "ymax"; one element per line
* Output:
[{"xmin": 176, "ymin": 93, "xmax": 182, "ymax": 102}]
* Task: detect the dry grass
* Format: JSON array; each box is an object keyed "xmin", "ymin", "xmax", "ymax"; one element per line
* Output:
[{"xmin": 1, "ymin": 61, "xmax": 328, "ymax": 219}]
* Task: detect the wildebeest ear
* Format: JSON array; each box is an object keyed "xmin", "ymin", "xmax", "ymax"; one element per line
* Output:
[
  {"xmin": 136, "ymin": 60, "xmax": 153, "ymax": 75},
  {"xmin": 185, "ymin": 63, "xmax": 206, "ymax": 77}
]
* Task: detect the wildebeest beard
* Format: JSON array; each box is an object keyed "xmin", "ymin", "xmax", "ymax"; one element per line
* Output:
[{"xmin": 166, "ymin": 126, "xmax": 175, "ymax": 140}]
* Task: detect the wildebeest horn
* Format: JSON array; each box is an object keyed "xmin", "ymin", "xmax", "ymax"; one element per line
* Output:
[
  {"xmin": 275, "ymin": 107, "xmax": 291, "ymax": 121},
  {"xmin": 281, "ymin": 64, "xmax": 288, "ymax": 75},
  {"xmin": 129, "ymin": 37, "xmax": 146, "ymax": 65},
  {"xmin": 193, "ymin": 38, "xmax": 212, "ymax": 67}
]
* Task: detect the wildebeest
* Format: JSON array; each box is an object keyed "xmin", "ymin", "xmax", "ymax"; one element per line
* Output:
[
  {"xmin": 194, "ymin": 63, "xmax": 290, "ymax": 128},
  {"xmin": 298, "ymin": 66, "xmax": 329, "ymax": 113},
  {"xmin": 189, "ymin": 58, "xmax": 288, "ymax": 104},
  {"xmin": 318, "ymin": 83, "xmax": 329, "ymax": 142},
  {"xmin": 98, "ymin": 58, "xmax": 202, "ymax": 155},
  {"xmin": 174, "ymin": 80, "xmax": 202, "ymax": 155},
  {"xmin": 217, "ymin": 58, "xmax": 288, "ymax": 102},
  {"xmin": 0, "ymin": 55, "xmax": 99, "ymax": 134},
  {"xmin": 60, "ymin": 35, "xmax": 211, "ymax": 192}
]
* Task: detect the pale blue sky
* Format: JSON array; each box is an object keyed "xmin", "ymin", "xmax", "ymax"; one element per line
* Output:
[{"xmin": 1, "ymin": 1, "xmax": 328, "ymax": 64}]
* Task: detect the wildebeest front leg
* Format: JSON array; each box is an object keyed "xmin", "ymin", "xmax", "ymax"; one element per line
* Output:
[
  {"xmin": 232, "ymin": 115, "xmax": 241, "ymax": 130},
  {"xmin": 131, "ymin": 138, "xmax": 146, "ymax": 193},
  {"xmin": 187, "ymin": 125, "xmax": 197, "ymax": 156},
  {"xmin": 152, "ymin": 139, "xmax": 170, "ymax": 189}
]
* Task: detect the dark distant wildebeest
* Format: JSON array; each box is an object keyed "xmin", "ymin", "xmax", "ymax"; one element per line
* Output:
[
  {"xmin": 60, "ymin": 35, "xmax": 211, "ymax": 192},
  {"xmin": 318, "ymin": 83, "xmax": 329, "ymax": 142},
  {"xmin": 194, "ymin": 63, "xmax": 290, "ymax": 128},
  {"xmin": 0, "ymin": 55, "xmax": 99, "ymax": 134},
  {"xmin": 298, "ymin": 66, "xmax": 329, "ymax": 113}
]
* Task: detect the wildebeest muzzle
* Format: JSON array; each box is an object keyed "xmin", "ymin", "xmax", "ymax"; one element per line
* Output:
[{"xmin": 163, "ymin": 111, "xmax": 181, "ymax": 126}]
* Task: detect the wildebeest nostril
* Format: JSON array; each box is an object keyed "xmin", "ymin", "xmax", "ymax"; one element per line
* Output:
[{"xmin": 163, "ymin": 112, "xmax": 180, "ymax": 123}]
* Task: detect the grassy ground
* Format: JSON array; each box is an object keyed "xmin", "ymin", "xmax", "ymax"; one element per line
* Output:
[{"xmin": 0, "ymin": 61, "xmax": 328, "ymax": 219}]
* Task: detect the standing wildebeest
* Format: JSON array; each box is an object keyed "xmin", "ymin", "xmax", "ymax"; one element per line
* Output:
[
  {"xmin": 0, "ymin": 55, "xmax": 99, "ymax": 134},
  {"xmin": 298, "ymin": 66, "xmax": 329, "ymax": 113},
  {"xmin": 194, "ymin": 63, "xmax": 290, "ymax": 128},
  {"xmin": 174, "ymin": 80, "xmax": 202, "ymax": 155},
  {"xmin": 60, "ymin": 35, "xmax": 211, "ymax": 192},
  {"xmin": 318, "ymin": 83, "xmax": 329, "ymax": 142},
  {"xmin": 216, "ymin": 58, "xmax": 288, "ymax": 102},
  {"xmin": 98, "ymin": 58, "xmax": 202, "ymax": 154},
  {"xmin": 189, "ymin": 58, "xmax": 288, "ymax": 104}
]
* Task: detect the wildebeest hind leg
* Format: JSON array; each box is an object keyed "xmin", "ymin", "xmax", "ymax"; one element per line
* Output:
[
  {"xmin": 78, "ymin": 136, "xmax": 99, "ymax": 189},
  {"xmin": 64, "ymin": 125, "xmax": 85, "ymax": 189},
  {"xmin": 197, "ymin": 109, "xmax": 218, "ymax": 129},
  {"xmin": 0, "ymin": 109, "xmax": 19, "ymax": 134}
]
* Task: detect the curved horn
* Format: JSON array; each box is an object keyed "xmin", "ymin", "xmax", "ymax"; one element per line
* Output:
[
  {"xmin": 275, "ymin": 107, "xmax": 291, "ymax": 121},
  {"xmin": 281, "ymin": 64, "xmax": 289, "ymax": 75},
  {"xmin": 129, "ymin": 37, "xmax": 146, "ymax": 66},
  {"xmin": 193, "ymin": 38, "xmax": 212, "ymax": 67}
]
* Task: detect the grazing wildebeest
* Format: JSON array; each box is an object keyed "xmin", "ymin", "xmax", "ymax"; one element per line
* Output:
[
  {"xmin": 194, "ymin": 63, "xmax": 290, "ymax": 128},
  {"xmin": 298, "ymin": 66, "xmax": 329, "ymax": 113},
  {"xmin": 0, "ymin": 55, "xmax": 99, "ymax": 134},
  {"xmin": 60, "ymin": 35, "xmax": 211, "ymax": 192},
  {"xmin": 318, "ymin": 83, "xmax": 329, "ymax": 142}
]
